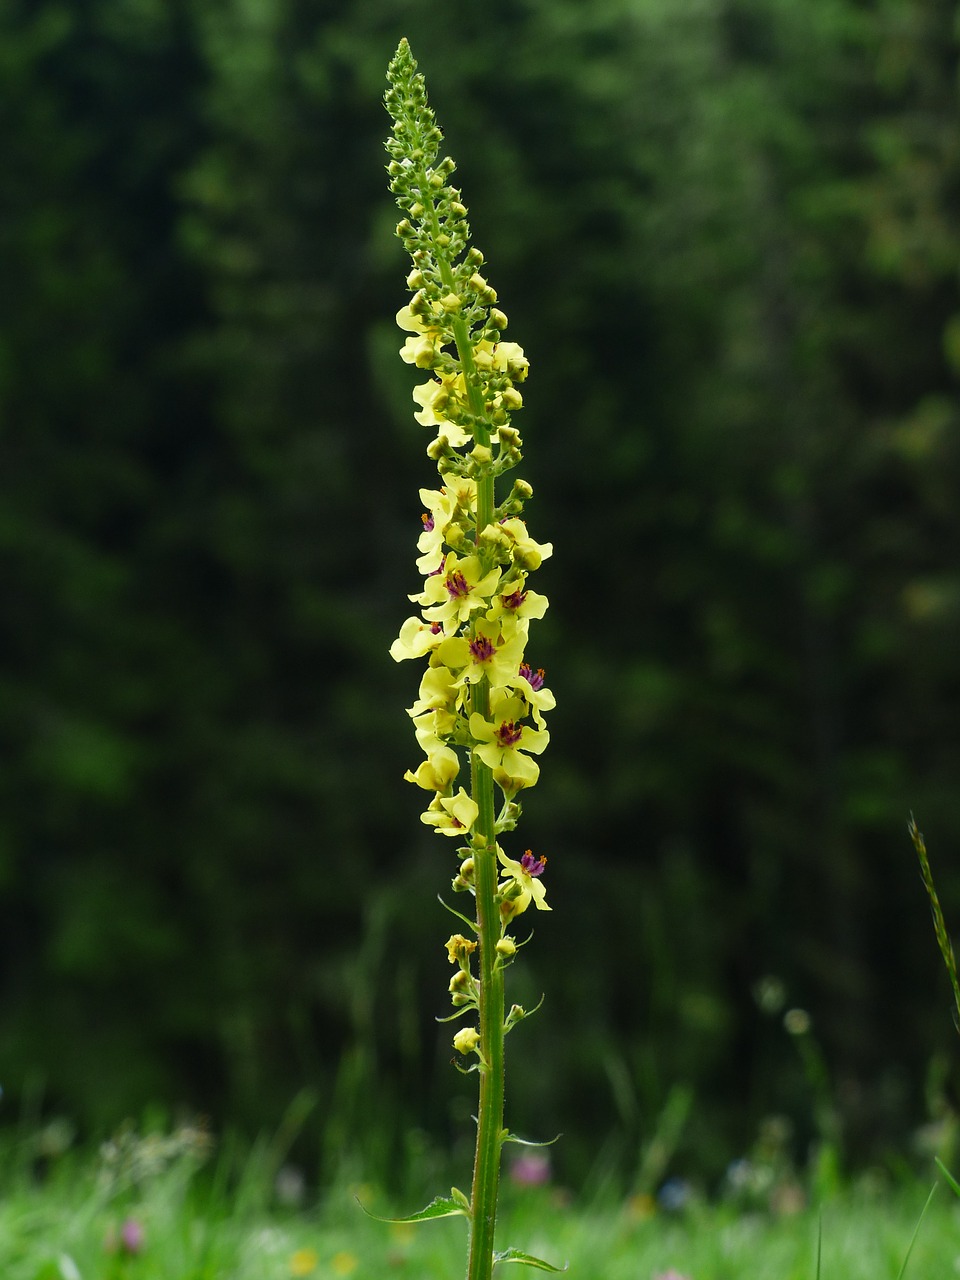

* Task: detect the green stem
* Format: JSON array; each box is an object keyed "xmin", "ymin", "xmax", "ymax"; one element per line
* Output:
[
  {"xmin": 463, "ymin": 390, "xmax": 503, "ymax": 1280},
  {"xmin": 465, "ymin": 746, "xmax": 505, "ymax": 1280}
]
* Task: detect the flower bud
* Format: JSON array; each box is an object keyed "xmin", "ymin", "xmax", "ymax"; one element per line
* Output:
[
  {"xmin": 409, "ymin": 289, "xmax": 430, "ymax": 315},
  {"xmin": 495, "ymin": 802, "xmax": 521, "ymax": 830},
  {"xmin": 784, "ymin": 1008, "xmax": 812, "ymax": 1036},
  {"xmin": 505, "ymin": 352, "xmax": 529, "ymax": 381},
  {"xmin": 499, "ymin": 895, "xmax": 527, "ymax": 924},
  {"xmin": 453, "ymin": 1026, "xmax": 480, "ymax": 1054},
  {"xmin": 469, "ymin": 272, "xmax": 498, "ymax": 304},
  {"xmin": 495, "ymin": 937, "xmax": 517, "ymax": 958}
]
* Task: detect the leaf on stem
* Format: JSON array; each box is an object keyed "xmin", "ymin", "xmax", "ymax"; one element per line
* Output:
[
  {"xmin": 493, "ymin": 1247, "xmax": 567, "ymax": 1271},
  {"xmin": 501, "ymin": 1130, "xmax": 562, "ymax": 1148},
  {"xmin": 357, "ymin": 1193, "xmax": 470, "ymax": 1224},
  {"xmin": 437, "ymin": 895, "xmax": 479, "ymax": 932},
  {"xmin": 436, "ymin": 1006, "xmax": 478, "ymax": 1023}
]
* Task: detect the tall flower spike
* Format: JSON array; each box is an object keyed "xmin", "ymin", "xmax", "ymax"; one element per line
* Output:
[{"xmin": 384, "ymin": 39, "xmax": 558, "ymax": 1280}]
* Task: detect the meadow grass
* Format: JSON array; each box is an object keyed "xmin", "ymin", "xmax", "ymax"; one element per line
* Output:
[{"xmin": 1, "ymin": 1129, "xmax": 957, "ymax": 1280}]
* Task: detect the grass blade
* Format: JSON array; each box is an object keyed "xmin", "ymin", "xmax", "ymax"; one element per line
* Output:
[{"xmin": 895, "ymin": 1182, "xmax": 937, "ymax": 1280}]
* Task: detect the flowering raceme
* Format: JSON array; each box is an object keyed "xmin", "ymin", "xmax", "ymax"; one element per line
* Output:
[
  {"xmin": 383, "ymin": 40, "xmax": 559, "ymax": 1280},
  {"xmin": 385, "ymin": 43, "xmax": 554, "ymax": 916}
]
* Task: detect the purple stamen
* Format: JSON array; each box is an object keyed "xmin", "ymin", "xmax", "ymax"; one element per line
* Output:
[
  {"xmin": 519, "ymin": 663, "xmax": 545, "ymax": 691},
  {"xmin": 495, "ymin": 721, "xmax": 523, "ymax": 748},
  {"xmin": 470, "ymin": 636, "xmax": 496, "ymax": 663},
  {"xmin": 501, "ymin": 589, "xmax": 527, "ymax": 611},
  {"xmin": 520, "ymin": 850, "xmax": 547, "ymax": 877},
  {"xmin": 421, "ymin": 512, "xmax": 435, "ymax": 533},
  {"xmin": 446, "ymin": 569, "xmax": 470, "ymax": 599}
]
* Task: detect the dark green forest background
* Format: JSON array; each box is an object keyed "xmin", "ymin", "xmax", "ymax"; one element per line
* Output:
[{"xmin": 1, "ymin": 0, "xmax": 958, "ymax": 1191}]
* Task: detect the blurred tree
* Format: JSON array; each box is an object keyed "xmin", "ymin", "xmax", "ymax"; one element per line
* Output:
[{"xmin": 0, "ymin": 0, "xmax": 956, "ymax": 1186}]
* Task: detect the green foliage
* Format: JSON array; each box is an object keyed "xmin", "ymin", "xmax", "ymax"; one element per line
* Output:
[
  {"xmin": 0, "ymin": 0, "xmax": 958, "ymax": 1187},
  {"xmin": 0, "ymin": 1131, "xmax": 957, "ymax": 1280}
]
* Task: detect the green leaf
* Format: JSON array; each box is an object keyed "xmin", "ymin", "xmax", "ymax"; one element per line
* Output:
[
  {"xmin": 436, "ymin": 1006, "xmax": 478, "ymax": 1023},
  {"xmin": 936, "ymin": 1157, "xmax": 960, "ymax": 1198},
  {"xmin": 501, "ymin": 1130, "xmax": 562, "ymax": 1148},
  {"xmin": 896, "ymin": 1182, "xmax": 937, "ymax": 1280},
  {"xmin": 437, "ymin": 895, "xmax": 478, "ymax": 932},
  {"xmin": 815, "ymin": 1210, "xmax": 822, "ymax": 1280},
  {"xmin": 493, "ymin": 1247, "xmax": 567, "ymax": 1271},
  {"xmin": 357, "ymin": 1193, "xmax": 469, "ymax": 1224}
]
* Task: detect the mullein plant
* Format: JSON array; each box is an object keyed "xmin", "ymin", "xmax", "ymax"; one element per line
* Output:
[{"xmin": 378, "ymin": 38, "xmax": 562, "ymax": 1280}]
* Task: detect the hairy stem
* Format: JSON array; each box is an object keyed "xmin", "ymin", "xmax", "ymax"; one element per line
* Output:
[
  {"xmin": 465, "ymin": 744, "xmax": 504, "ymax": 1280},
  {"xmin": 461, "ymin": 339, "xmax": 503, "ymax": 1280}
]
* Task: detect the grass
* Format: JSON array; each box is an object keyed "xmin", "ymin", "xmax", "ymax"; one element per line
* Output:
[{"xmin": 1, "ymin": 1126, "xmax": 958, "ymax": 1280}]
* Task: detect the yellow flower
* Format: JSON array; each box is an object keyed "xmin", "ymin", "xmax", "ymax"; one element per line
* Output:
[
  {"xmin": 488, "ymin": 517, "xmax": 553, "ymax": 571},
  {"xmin": 421, "ymin": 788, "xmax": 479, "ymax": 837},
  {"xmin": 396, "ymin": 304, "xmax": 445, "ymax": 369},
  {"xmin": 486, "ymin": 583, "xmax": 549, "ymax": 626},
  {"xmin": 389, "ymin": 616, "xmax": 445, "ymax": 662},
  {"xmin": 410, "ymin": 705, "xmax": 460, "ymax": 748},
  {"xmin": 404, "ymin": 740, "xmax": 460, "ymax": 791},
  {"xmin": 473, "ymin": 338, "xmax": 529, "ymax": 382},
  {"xmin": 435, "ymin": 618, "xmax": 528, "ymax": 691},
  {"xmin": 289, "ymin": 1248, "xmax": 319, "ymax": 1276},
  {"xmin": 469, "ymin": 692, "xmax": 549, "ymax": 783},
  {"xmin": 331, "ymin": 1250, "xmax": 359, "ymax": 1276},
  {"xmin": 445, "ymin": 933, "xmax": 477, "ymax": 963},
  {"xmin": 440, "ymin": 471, "xmax": 479, "ymax": 513},
  {"xmin": 508, "ymin": 662, "xmax": 555, "ymax": 729},
  {"xmin": 497, "ymin": 848, "xmax": 550, "ymax": 912},
  {"xmin": 414, "ymin": 552, "xmax": 502, "ymax": 627},
  {"xmin": 415, "ymin": 476, "xmax": 477, "ymax": 572},
  {"xmin": 406, "ymin": 663, "xmax": 463, "ymax": 719},
  {"xmin": 412, "ymin": 375, "xmax": 472, "ymax": 448},
  {"xmin": 401, "ymin": 332, "xmax": 443, "ymax": 369}
]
